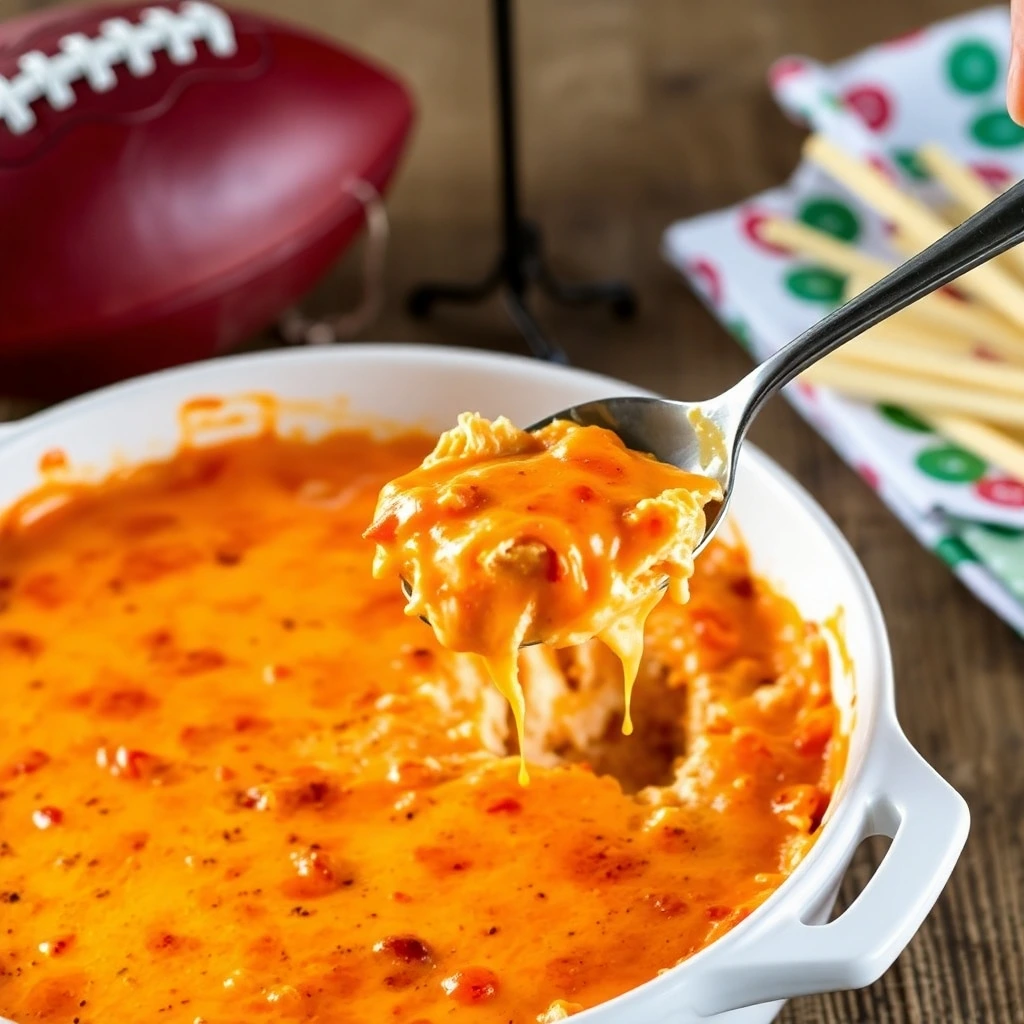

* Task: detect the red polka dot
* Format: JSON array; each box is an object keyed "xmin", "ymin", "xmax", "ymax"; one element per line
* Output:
[
  {"xmin": 740, "ymin": 208, "xmax": 791, "ymax": 257},
  {"xmin": 974, "ymin": 476, "xmax": 1024, "ymax": 508},
  {"xmin": 856, "ymin": 463, "xmax": 881, "ymax": 490},
  {"xmin": 687, "ymin": 258, "xmax": 723, "ymax": 306},
  {"xmin": 794, "ymin": 381, "xmax": 818, "ymax": 402},
  {"xmin": 842, "ymin": 85, "xmax": 894, "ymax": 132},
  {"xmin": 970, "ymin": 163, "xmax": 1013, "ymax": 190},
  {"xmin": 768, "ymin": 57, "xmax": 808, "ymax": 89},
  {"xmin": 882, "ymin": 28, "xmax": 926, "ymax": 47}
]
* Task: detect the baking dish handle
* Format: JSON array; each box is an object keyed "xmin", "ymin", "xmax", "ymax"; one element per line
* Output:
[{"xmin": 691, "ymin": 729, "xmax": 969, "ymax": 1016}]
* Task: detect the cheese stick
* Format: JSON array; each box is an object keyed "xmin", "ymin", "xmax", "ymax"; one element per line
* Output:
[
  {"xmin": 828, "ymin": 335, "xmax": 1024, "ymax": 395},
  {"xmin": 801, "ymin": 361, "xmax": 1024, "ymax": 427}
]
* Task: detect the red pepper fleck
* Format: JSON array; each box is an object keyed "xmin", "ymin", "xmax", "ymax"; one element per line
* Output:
[
  {"xmin": 8, "ymin": 749, "xmax": 50, "ymax": 777},
  {"xmin": 414, "ymin": 845, "xmax": 471, "ymax": 876},
  {"xmin": 38, "ymin": 934, "xmax": 74, "ymax": 956},
  {"xmin": 144, "ymin": 930, "xmax": 200, "ymax": 954},
  {"xmin": 236, "ymin": 786, "xmax": 267, "ymax": 810},
  {"xmin": 0, "ymin": 630, "xmax": 45, "ymax": 657},
  {"xmin": 373, "ymin": 934, "xmax": 433, "ymax": 964},
  {"xmin": 96, "ymin": 745, "xmax": 154, "ymax": 780},
  {"xmin": 730, "ymin": 576, "xmax": 755, "ymax": 599},
  {"xmin": 233, "ymin": 714, "xmax": 270, "ymax": 733},
  {"xmin": 706, "ymin": 905, "xmax": 732, "ymax": 922},
  {"xmin": 281, "ymin": 847, "xmax": 351, "ymax": 899},
  {"xmin": 545, "ymin": 548, "xmax": 563, "ymax": 583},
  {"xmin": 441, "ymin": 966, "xmax": 500, "ymax": 1005},
  {"xmin": 32, "ymin": 806, "xmax": 63, "ymax": 829},
  {"xmin": 644, "ymin": 893, "xmax": 688, "ymax": 916},
  {"xmin": 443, "ymin": 484, "xmax": 488, "ymax": 514},
  {"xmin": 244, "ymin": 770, "xmax": 340, "ymax": 815},
  {"xmin": 573, "ymin": 485, "xmax": 596, "ymax": 503},
  {"xmin": 142, "ymin": 628, "xmax": 173, "ymax": 652},
  {"xmin": 391, "ymin": 891, "xmax": 413, "ymax": 904},
  {"xmin": 214, "ymin": 765, "xmax": 236, "ymax": 783},
  {"xmin": 485, "ymin": 797, "xmax": 522, "ymax": 815},
  {"xmin": 363, "ymin": 512, "xmax": 398, "ymax": 543},
  {"xmin": 406, "ymin": 647, "xmax": 434, "ymax": 666},
  {"xmin": 179, "ymin": 648, "xmax": 226, "ymax": 675},
  {"xmin": 124, "ymin": 831, "xmax": 149, "ymax": 852},
  {"xmin": 95, "ymin": 687, "xmax": 160, "ymax": 719}
]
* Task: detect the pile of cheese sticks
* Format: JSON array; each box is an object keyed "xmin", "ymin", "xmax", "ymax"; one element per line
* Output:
[{"xmin": 767, "ymin": 133, "xmax": 1024, "ymax": 482}]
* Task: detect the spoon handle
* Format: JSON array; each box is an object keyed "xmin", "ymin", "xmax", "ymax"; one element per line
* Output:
[{"xmin": 728, "ymin": 175, "xmax": 1024, "ymax": 441}]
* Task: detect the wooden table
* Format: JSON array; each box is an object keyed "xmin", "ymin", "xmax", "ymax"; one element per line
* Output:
[{"xmin": 2, "ymin": 1, "xmax": 1022, "ymax": 1020}]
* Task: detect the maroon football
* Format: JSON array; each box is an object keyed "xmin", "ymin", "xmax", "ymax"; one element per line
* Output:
[{"xmin": 0, "ymin": 1, "xmax": 414, "ymax": 399}]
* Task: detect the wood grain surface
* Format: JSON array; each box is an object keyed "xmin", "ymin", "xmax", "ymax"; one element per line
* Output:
[{"xmin": 1, "ymin": 1, "xmax": 1022, "ymax": 1021}]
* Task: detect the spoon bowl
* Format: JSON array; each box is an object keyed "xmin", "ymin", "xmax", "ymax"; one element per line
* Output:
[{"xmin": 527, "ymin": 394, "xmax": 733, "ymax": 559}]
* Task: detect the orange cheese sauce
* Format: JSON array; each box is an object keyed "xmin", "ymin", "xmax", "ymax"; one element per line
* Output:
[
  {"xmin": 365, "ymin": 414, "xmax": 723, "ymax": 778},
  {"xmin": 0, "ymin": 428, "xmax": 841, "ymax": 1024}
]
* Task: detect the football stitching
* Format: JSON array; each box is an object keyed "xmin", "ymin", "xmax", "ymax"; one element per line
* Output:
[{"xmin": 0, "ymin": 1, "xmax": 237, "ymax": 136}]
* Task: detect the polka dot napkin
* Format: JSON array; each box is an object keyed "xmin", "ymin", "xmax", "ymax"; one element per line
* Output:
[{"xmin": 662, "ymin": 5, "xmax": 1024, "ymax": 636}]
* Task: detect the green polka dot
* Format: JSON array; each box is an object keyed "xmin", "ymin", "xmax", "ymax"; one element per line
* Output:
[
  {"xmin": 970, "ymin": 110, "xmax": 1024, "ymax": 149},
  {"xmin": 960, "ymin": 523, "xmax": 1024, "ymax": 600},
  {"xmin": 798, "ymin": 198, "xmax": 861, "ymax": 242},
  {"xmin": 879, "ymin": 404, "xmax": 932, "ymax": 432},
  {"xmin": 979, "ymin": 522, "xmax": 1024, "ymax": 538},
  {"xmin": 935, "ymin": 535, "xmax": 979, "ymax": 567},
  {"xmin": 727, "ymin": 318, "xmax": 753, "ymax": 353},
  {"xmin": 947, "ymin": 40, "xmax": 999, "ymax": 94},
  {"xmin": 916, "ymin": 445, "xmax": 987, "ymax": 482},
  {"xmin": 784, "ymin": 266, "xmax": 846, "ymax": 304},
  {"xmin": 821, "ymin": 92, "xmax": 844, "ymax": 111},
  {"xmin": 892, "ymin": 149, "xmax": 930, "ymax": 181}
]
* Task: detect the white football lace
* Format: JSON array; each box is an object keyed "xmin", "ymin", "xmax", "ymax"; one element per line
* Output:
[{"xmin": 0, "ymin": 1, "xmax": 237, "ymax": 136}]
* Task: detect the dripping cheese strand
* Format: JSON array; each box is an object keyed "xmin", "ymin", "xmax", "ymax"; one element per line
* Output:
[
  {"xmin": 596, "ymin": 589, "xmax": 667, "ymax": 737},
  {"xmin": 480, "ymin": 604, "xmax": 536, "ymax": 785}
]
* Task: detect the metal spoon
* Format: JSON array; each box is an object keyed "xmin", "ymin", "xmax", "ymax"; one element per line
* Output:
[{"xmin": 401, "ymin": 178, "xmax": 1024, "ymax": 638}]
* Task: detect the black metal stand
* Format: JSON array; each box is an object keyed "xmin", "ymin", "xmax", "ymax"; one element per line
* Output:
[{"xmin": 407, "ymin": 0, "xmax": 637, "ymax": 363}]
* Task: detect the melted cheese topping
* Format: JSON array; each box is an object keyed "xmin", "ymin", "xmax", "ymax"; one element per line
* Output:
[
  {"xmin": 0, "ymin": 428, "xmax": 842, "ymax": 1023},
  {"xmin": 365, "ymin": 414, "xmax": 723, "ymax": 780}
]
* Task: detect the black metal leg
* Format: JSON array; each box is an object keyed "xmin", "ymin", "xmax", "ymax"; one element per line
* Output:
[
  {"xmin": 502, "ymin": 288, "xmax": 569, "ymax": 364},
  {"xmin": 536, "ymin": 265, "xmax": 638, "ymax": 319},
  {"xmin": 404, "ymin": 0, "xmax": 637, "ymax": 361},
  {"xmin": 407, "ymin": 262, "xmax": 503, "ymax": 318}
]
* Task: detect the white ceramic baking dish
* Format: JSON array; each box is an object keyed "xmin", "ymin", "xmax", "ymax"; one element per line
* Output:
[{"xmin": 0, "ymin": 344, "xmax": 969, "ymax": 1024}]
